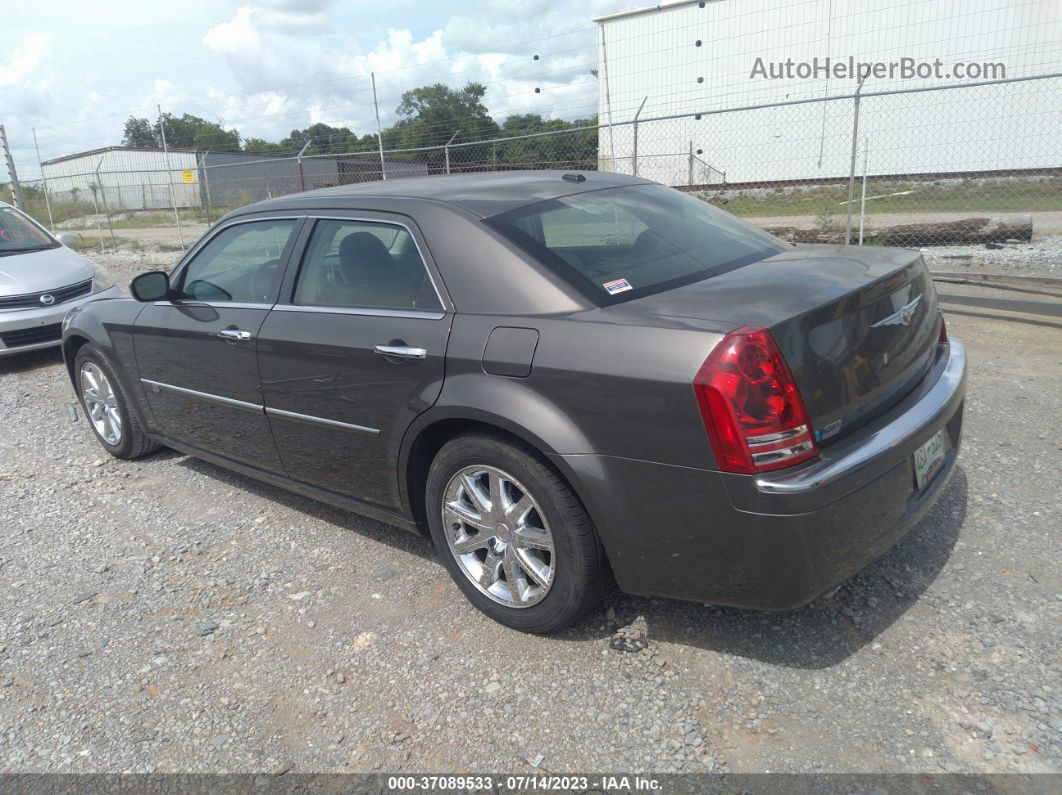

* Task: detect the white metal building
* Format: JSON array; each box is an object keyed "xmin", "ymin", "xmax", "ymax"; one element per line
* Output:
[
  {"xmin": 595, "ymin": 0, "xmax": 1062, "ymax": 186},
  {"xmin": 41, "ymin": 147, "xmax": 201, "ymax": 211}
]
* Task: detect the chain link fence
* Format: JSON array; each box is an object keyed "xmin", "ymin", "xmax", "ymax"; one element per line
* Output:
[{"xmin": 17, "ymin": 72, "xmax": 1061, "ymax": 254}]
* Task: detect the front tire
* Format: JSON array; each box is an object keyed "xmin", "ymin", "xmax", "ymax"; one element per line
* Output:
[
  {"xmin": 75, "ymin": 345, "xmax": 160, "ymax": 460},
  {"xmin": 426, "ymin": 432, "xmax": 608, "ymax": 633}
]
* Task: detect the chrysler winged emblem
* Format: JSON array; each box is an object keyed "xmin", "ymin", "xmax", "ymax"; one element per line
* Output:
[{"xmin": 871, "ymin": 294, "xmax": 921, "ymax": 328}]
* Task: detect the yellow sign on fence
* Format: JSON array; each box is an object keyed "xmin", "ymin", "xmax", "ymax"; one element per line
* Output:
[{"xmin": 181, "ymin": 169, "xmax": 196, "ymax": 184}]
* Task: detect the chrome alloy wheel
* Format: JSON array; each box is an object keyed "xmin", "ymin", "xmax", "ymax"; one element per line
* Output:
[
  {"xmin": 442, "ymin": 465, "xmax": 556, "ymax": 608},
  {"xmin": 80, "ymin": 362, "xmax": 122, "ymax": 446}
]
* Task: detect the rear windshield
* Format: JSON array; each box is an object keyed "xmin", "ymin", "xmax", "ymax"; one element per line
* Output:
[{"xmin": 486, "ymin": 183, "xmax": 786, "ymax": 305}]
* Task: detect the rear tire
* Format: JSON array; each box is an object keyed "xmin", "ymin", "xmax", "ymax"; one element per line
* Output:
[
  {"xmin": 75, "ymin": 345, "xmax": 160, "ymax": 460},
  {"xmin": 426, "ymin": 432, "xmax": 608, "ymax": 633}
]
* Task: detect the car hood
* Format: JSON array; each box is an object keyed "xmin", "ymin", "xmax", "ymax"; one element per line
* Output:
[{"xmin": 0, "ymin": 245, "xmax": 96, "ymax": 296}]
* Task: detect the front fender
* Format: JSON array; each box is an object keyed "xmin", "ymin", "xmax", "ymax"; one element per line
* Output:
[{"xmin": 63, "ymin": 297, "xmax": 152, "ymax": 430}]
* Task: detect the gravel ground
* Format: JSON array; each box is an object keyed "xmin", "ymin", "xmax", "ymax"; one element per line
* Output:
[{"xmin": 0, "ymin": 266, "xmax": 1059, "ymax": 773}]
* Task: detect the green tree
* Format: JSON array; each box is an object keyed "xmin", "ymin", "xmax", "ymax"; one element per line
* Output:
[
  {"xmin": 121, "ymin": 116, "xmax": 159, "ymax": 147},
  {"xmin": 242, "ymin": 137, "xmax": 288, "ymax": 154},
  {"xmin": 159, "ymin": 113, "xmax": 241, "ymax": 151},
  {"xmin": 394, "ymin": 82, "xmax": 499, "ymax": 154},
  {"xmin": 276, "ymin": 123, "xmax": 361, "ymax": 155},
  {"xmin": 121, "ymin": 113, "xmax": 240, "ymax": 151}
]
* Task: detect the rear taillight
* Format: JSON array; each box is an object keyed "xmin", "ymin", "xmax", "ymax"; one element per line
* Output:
[
  {"xmin": 938, "ymin": 314, "xmax": 949, "ymax": 343},
  {"xmin": 693, "ymin": 327, "xmax": 818, "ymax": 474}
]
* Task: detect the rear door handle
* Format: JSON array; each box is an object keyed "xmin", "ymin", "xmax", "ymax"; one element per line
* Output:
[
  {"xmin": 374, "ymin": 344, "xmax": 427, "ymax": 360},
  {"xmin": 217, "ymin": 328, "xmax": 253, "ymax": 342}
]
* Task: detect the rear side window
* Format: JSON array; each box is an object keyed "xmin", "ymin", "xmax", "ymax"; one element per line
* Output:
[
  {"xmin": 487, "ymin": 184, "xmax": 787, "ymax": 305},
  {"xmin": 293, "ymin": 219, "xmax": 441, "ymax": 312}
]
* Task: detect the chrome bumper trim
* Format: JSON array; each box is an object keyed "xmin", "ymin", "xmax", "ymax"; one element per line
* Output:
[{"xmin": 755, "ymin": 340, "xmax": 966, "ymax": 495}]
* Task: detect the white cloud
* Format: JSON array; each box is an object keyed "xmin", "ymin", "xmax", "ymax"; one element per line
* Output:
[
  {"xmin": 0, "ymin": 33, "xmax": 48, "ymax": 87},
  {"xmin": 202, "ymin": 6, "xmax": 261, "ymax": 54}
]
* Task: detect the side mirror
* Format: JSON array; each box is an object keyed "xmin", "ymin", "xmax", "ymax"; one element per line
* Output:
[
  {"xmin": 130, "ymin": 271, "xmax": 171, "ymax": 303},
  {"xmin": 56, "ymin": 232, "xmax": 77, "ymax": 247}
]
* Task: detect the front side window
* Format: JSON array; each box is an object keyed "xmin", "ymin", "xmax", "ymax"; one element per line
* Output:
[
  {"xmin": 0, "ymin": 205, "xmax": 56, "ymax": 254},
  {"xmin": 177, "ymin": 219, "xmax": 297, "ymax": 303},
  {"xmin": 486, "ymin": 184, "xmax": 788, "ymax": 305},
  {"xmin": 293, "ymin": 219, "xmax": 441, "ymax": 311}
]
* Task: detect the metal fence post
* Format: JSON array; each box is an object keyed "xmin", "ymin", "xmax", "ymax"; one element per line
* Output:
[
  {"xmin": 296, "ymin": 138, "xmax": 311, "ymax": 191},
  {"xmin": 372, "ymin": 72, "xmax": 387, "ymax": 181},
  {"xmin": 444, "ymin": 131, "xmax": 458, "ymax": 175},
  {"xmin": 844, "ymin": 77, "xmax": 865, "ymax": 246},
  {"xmin": 88, "ymin": 183, "xmax": 105, "ymax": 251},
  {"xmin": 858, "ymin": 136, "xmax": 869, "ymax": 245},
  {"xmin": 631, "ymin": 96, "xmax": 647, "ymax": 177},
  {"xmin": 688, "ymin": 141, "xmax": 694, "ymax": 186},
  {"xmin": 158, "ymin": 105, "xmax": 186, "ymax": 249},
  {"xmin": 31, "ymin": 127, "xmax": 55, "ymax": 231},
  {"xmin": 197, "ymin": 152, "xmax": 211, "ymax": 225},
  {"xmin": 95, "ymin": 159, "xmax": 117, "ymax": 251}
]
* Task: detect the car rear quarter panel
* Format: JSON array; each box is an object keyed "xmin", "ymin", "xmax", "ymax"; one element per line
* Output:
[{"xmin": 428, "ymin": 309, "xmax": 730, "ymax": 465}]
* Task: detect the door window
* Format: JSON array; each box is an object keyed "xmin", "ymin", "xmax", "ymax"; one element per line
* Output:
[
  {"xmin": 293, "ymin": 219, "xmax": 441, "ymax": 311},
  {"xmin": 177, "ymin": 219, "xmax": 297, "ymax": 303}
]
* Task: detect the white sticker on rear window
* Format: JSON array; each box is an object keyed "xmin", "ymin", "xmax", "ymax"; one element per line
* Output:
[{"xmin": 602, "ymin": 278, "xmax": 632, "ymax": 295}]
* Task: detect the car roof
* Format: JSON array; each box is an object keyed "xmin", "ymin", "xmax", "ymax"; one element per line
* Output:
[{"xmin": 240, "ymin": 169, "xmax": 655, "ymax": 219}]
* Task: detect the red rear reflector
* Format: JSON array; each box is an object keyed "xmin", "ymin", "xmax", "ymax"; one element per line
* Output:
[
  {"xmin": 693, "ymin": 327, "xmax": 819, "ymax": 474},
  {"xmin": 938, "ymin": 314, "xmax": 948, "ymax": 343}
]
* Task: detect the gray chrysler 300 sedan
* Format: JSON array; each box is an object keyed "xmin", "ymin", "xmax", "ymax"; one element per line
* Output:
[
  {"xmin": 61, "ymin": 171, "xmax": 966, "ymax": 633},
  {"xmin": 0, "ymin": 201, "xmax": 120, "ymax": 356}
]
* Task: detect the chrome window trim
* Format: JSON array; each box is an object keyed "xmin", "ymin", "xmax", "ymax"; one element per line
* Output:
[
  {"xmin": 151, "ymin": 300, "xmax": 275, "ymax": 310},
  {"xmin": 264, "ymin": 406, "xmax": 380, "ymax": 435},
  {"xmin": 269, "ymin": 304, "xmax": 445, "ymax": 321},
  {"xmin": 140, "ymin": 378, "xmax": 263, "ymax": 413},
  {"xmin": 282, "ymin": 214, "xmax": 449, "ymax": 315}
]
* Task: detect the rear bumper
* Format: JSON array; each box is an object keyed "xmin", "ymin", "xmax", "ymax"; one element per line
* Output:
[
  {"xmin": 558, "ymin": 339, "xmax": 967, "ymax": 610},
  {"xmin": 0, "ymin": 286, "xmax": 121, "ymax": 356}
]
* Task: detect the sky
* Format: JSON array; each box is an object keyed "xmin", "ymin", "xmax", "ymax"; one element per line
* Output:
[{"xmin": 2, "ymin": 0, "xmax": 633, "ymax": 177}]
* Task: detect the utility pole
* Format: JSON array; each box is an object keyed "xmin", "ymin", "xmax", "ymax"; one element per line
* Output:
[
  {"xmin": 371, "ymin": 72, "xmax": 387, "ymax": 181},
  {"xmin": 0, "ymin": 124, "xmax": 24, "ymax": 210}
]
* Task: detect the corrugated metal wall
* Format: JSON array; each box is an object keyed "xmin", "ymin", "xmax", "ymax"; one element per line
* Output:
[
  {"xmin": 597, "ymin": 0, "xmax": 1062, "ymax": 185},
  {"xmin": 41, "ymin": 148, "xmax": 201, "ymax": 210}
]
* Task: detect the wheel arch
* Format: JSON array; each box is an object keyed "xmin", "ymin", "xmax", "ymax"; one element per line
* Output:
[
  {"xmin": 62, "ymin": 333, "xmax": 92, "ymax": 387},
  {"xmin": 399, "ymin": 408, "xmax": 599, "ymax": 546}
]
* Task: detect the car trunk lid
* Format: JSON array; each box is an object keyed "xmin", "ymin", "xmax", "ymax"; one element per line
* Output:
[{"xmin": 624, "ymin": 244, "xmax": 941, "ymax": 442}]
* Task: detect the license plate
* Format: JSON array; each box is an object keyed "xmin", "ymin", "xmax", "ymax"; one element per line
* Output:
[{"xmin": 913, "ymin": 429, "xmax": 947, "ymax": 490}]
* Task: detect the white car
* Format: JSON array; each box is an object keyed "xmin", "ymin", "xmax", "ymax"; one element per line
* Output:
[{"xmin": 0, "ymin": 201, "xmax": 120, "ymax": 356}]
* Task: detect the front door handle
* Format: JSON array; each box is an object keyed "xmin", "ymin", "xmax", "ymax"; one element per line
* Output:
[
  {"xmin": 217, "ymin": 328, "xmax": 253, "ymax": 342},
  {"xmin": 374, "ymin": 344, "xmax": 427, "ymax": 360}
]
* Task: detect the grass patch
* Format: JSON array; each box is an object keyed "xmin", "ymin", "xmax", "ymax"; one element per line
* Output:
[
  {"xmin": 67, "ymin": 233, "xmax": 141, "ymax": 253},
  {"xmin": 705, "ymin": 177, "xmax": 1062, "ymax": 218}
]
